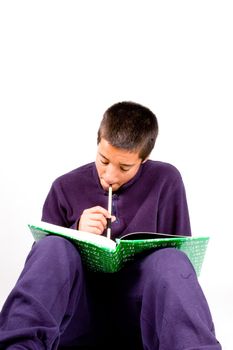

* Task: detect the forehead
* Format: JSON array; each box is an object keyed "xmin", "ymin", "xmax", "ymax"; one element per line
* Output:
[{"xmin": 98, "ymin": 138, "xmax": 141, "ymax": 164}]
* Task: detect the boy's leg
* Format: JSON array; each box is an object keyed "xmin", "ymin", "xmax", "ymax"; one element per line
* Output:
[
  {"xmin": 0, "ymin": 236, "xmax": 93, "ymax": 350},
  {"xmin": 114, "ymin": 248, "xmax": 221, "ymax": 350}
]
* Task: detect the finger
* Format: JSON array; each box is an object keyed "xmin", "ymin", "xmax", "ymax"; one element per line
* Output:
[
  {"xmin": 84, "ymin": 206, "xmax": 111, "ymax": 218},
  {"xmin": 111, "ymin": 215, "xmax": 116, "ymax": 223},
  {"xmin": 83, "ymin": 213, "xmax": 108, "ymax": 228},
  {"xmin": 79, "ymin": 214, "xmax": 106, "ymax": 233},
  {"xmin": 82, "ymin": 225, "xmax": 103, "ymax": 235},
  {"xmin": 89, "ymin": 220, "xmax": 105, "ymax": 230}
]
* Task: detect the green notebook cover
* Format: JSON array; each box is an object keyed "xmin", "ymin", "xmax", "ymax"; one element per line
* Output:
[{"xmin": 28, "ymin": 221, "xmax": 209, "ymax": 276}]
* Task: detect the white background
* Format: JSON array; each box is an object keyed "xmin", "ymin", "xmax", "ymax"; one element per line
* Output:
[{"xmin": 0, "ymin": 1, "xmax": 232, "ymax": 348}]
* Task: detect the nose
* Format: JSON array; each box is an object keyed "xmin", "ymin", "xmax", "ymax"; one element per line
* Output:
[{"xmin": 104, "ymin": 164, "xmax": 118, "ymax": 185}]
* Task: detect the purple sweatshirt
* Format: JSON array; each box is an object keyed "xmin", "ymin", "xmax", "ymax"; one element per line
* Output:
[{"xmin": 42, "ymin": 160, "xmax": 191, "ymax": 240}]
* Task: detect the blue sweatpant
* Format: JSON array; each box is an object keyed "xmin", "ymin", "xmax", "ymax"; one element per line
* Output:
[{"xmin": 0, "ymin": 236, "xmax": 221, "ymax": 349}]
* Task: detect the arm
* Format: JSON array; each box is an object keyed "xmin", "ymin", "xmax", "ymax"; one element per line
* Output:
[
  {"xmin": 157, "ymin": 175, "xmax": 191, "ymax": 236},
  {"xmin": 41, "ymin": 182, "xmax": 70, "ymax": 227},
  {"xmin": 42, "ymin": 180, "xmax": 115, "ymax": 234}
]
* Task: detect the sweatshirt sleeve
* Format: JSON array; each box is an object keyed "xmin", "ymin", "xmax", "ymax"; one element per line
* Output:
[
  {"xmin": 157, "ymin": 174, "xmax": 191, "ymax": 236},
  {"xmin": 41, "ymin": 179, "xmax": 77, "ymax": 229}
]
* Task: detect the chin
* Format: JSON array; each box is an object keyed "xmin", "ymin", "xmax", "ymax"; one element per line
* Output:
[{"xmin": 112, "ymin": 184, "xmax": 121, "ymax": 192}]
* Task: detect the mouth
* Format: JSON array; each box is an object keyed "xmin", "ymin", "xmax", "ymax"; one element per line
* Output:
[
  {"xmin": 100, "ymin": 179, "xmax": 110, "ymax": 190},
  {"xmin": 100, "ymin": 179, "xmax": 118, "ymax": 192}
]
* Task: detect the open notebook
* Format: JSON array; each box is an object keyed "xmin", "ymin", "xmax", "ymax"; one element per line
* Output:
[{"xmin": 28, "ymin": 221, "xmax": 209, "ymax": 276}]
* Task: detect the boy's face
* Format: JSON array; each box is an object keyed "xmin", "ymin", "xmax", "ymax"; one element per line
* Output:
[{"xmin": 96, "ymin": 138, "xmax": 144, "ymax": 192}]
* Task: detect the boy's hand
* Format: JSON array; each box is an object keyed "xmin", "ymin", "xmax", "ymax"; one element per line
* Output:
[{"xmin": 78, "ymin": 206, "xmax": 116, "ymax": 235}]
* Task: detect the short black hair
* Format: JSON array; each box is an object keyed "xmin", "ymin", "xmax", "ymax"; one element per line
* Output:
[{"xmin": 97, "ymin": 101, "xmax": 158, "ymax": 160}]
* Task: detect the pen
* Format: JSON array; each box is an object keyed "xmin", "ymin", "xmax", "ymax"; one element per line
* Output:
[{"xmin": 106, "ymin": 185, "xmax": 112, "ymax": 239}]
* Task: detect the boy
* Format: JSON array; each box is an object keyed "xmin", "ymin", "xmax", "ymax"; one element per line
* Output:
[{"xmin": 0, "ymin": 101, "xmax": 221, "ymax": 349}]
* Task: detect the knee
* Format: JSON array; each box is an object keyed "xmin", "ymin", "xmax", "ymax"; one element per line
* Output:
[
  {"xmin": 28, "ymin": 235, "xmax": 82, "ymax": 267},
  {"xmin": 143, "ymin": 248, "xmax": 195, "ymax": 281}
]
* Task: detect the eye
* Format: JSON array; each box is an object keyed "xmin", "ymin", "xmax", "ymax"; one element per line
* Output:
[
  {"xmin": 120, "ymin": 166, "xmax": 130, "ymax": 172},
  {"xmin": 100, "ymin": 159, "xmax": 109, "ymax": 165}
]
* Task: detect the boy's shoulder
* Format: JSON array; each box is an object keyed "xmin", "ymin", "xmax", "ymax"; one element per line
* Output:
[
  {"xmin": 53, "ymin": 162, "xmax": 95, "ymax": 185},
  {"xmin": 144, "ymin": 160, "xmax": 182, "ymax": 178}
]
